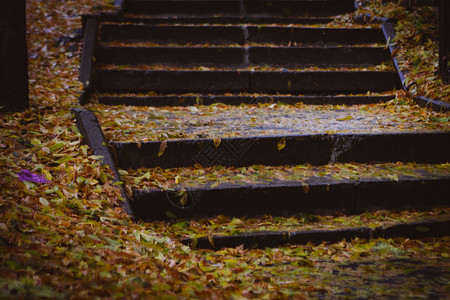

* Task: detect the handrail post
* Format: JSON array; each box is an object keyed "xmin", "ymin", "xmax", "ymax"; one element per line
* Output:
[
  {"xmin": 439, "ymin": 0, "xmax": 449, "ymax": 82},
  {"xmin": 79, "ymin": 15, "xmax": 99, "ymax": 105}
]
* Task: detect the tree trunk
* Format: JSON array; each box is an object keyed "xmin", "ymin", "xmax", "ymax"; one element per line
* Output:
[{"xmin": 0, "ymin": 0, "xmax": 29, "ymax": 112}]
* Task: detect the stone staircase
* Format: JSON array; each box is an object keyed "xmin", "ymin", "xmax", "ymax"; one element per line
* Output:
[
  {"xmin": 94, "ymin": 0, "xmax": 400, "ymax": 105},
  {"xmin": 77, "ymin": 0, "xmax": 450, "ymax": 228}
]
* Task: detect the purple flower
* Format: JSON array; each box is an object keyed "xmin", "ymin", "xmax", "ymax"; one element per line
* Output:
[{"xmin": 18, "ymin": 170, "xmax": 51, "ymax": 184}]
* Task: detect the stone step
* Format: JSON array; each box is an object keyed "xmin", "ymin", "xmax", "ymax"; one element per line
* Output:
[
  {"xmin": 100, "ymin": 25, "xmax": 385, "ymax": 45},
  {"xmin": 180, "ymin": 219, "xmax": 450, "ymax": 250},
  {"xmin": 125, "ymin": 164, "xmax": 450, "ymax": 220},
  {"xmin": 94, "ymin": 101, "xmax": 448, "ymax": 143},
  {"xmin": 96, "ymin": 94, "xmax": 395, "ymax": 106},
  {"xmin": 102, "ymin": 13, "xmax": 334, "ymax": 25},
  {"xmin": 123, "ymin": 0, "xmax": 356, "ymax": 17},
  {"xmin": 97, "ymin": 46, "xmax": 391, "ymax": 67},
  {"xmin": 95, "ymin": 69, "xmax": 401, "ymax": 93},
  {"xmin": 74, "ymin": 103, "xmax": 450, "ymax": 222},
  {"xmin": 77, "ymin": 0, "xmax": 450, "ymax": 233},
  {"xmin": 113, "ymin": 132, "xmax": 450, "ymax": 169}
]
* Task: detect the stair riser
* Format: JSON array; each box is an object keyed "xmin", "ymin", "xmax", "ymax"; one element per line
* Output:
[
  {"xmin": 101, "ymin": 25, "xmax": 385, "ymax": 45},
  {"xmin": 246, "ymin": 27, "xmax": 385, "ymax": 45},
  {"xmin": 251, "ymin": 71, "xmax": 401, "ymax": 93},
  {"xmin": 250, "ymin": 47, "xmax": 390, "ymax": 66},
  {"xmin": 185, "ymin": 220, "xmax": 450, "ymax": 249},
  {"xmin": 98, "ymin": 95, "xmax": 394, "ymax": 106},
  {"xmin": 113, "ymin": 132, "xmax": 450, "ymax": 169},
  {"xmin": 124, "ymin": 0, "xmax": 356, "ymax": 17},
  {"xmin": 96, "ymin": 70, "xmax": 401, "ymax": 93},
  {"xmin": 132, "ymin": 177, "xmax": 450, "ymax": 220},
  {"xmin": 97, "ymin": 47, "xmax": 391, "ymax": 67},
  {"xmin": 103, "ymin": 15, "xmax": 333, "ymax": 25},
  {"xmin": 101, "ymin": 25, "xmax": 245, "ymax": 44}
]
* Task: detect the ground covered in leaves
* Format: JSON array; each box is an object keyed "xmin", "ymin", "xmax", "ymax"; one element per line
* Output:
[
  {"xmin": 356, "ymin": 0, "xmax": 449, "ymax": 101},
  {"xmin": 0, "ymin": 0, "xmax": 449, "ymax": 298}
]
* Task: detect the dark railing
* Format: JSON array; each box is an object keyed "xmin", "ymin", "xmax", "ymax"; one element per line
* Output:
[
  {"xmin": 438, "ymin": 0, "xmax": 449, "ymax": 82},
  {"xmin": 382, "ymin": 0, "xmax": 449, "ymax": 83}
]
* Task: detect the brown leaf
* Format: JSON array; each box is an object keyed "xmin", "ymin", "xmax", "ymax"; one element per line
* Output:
[{"xmin": 158, "ymin": 140, "xmax": 168, "ymax": 157}]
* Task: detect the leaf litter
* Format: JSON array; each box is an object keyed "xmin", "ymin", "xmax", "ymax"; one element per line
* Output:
[
  {"xmin": 349, "ymin": 0, "xmax": 450, "ymax": 102},
  {"xmin": 0, "ymin": 0, "xmax": 448, "ymax": 298},
  {"xmin": 143, "ymin": 208, "xmax": 450, "ymax": 239},
  {"xmin": 122, "ymin": 162, "xmax": 450, "ymax": 191},
  {"xmin": 92, "ymin": 98, "xmax": 450, "ymax": 143}
]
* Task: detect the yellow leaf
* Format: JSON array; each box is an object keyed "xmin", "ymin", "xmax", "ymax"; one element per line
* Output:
[
  {"xmin": 39, "ymin": 197, "xmax": 49, "ymax": 206},
  {"xmin": 277, "ymin": 137, "xmax": 286, "ymax": 151},
  {"xmin": 42, "ymin": 169, "xmax": 52, "ymax": 181},
  {"xmin": 118, "ymin": 169, "xmax": 128, "ymax": 176},
  {"xmin": 190, "ymin": 238, "xmax": 198, "ymax": 249},
  {"xmin": 178, "ymin": 190, "xmax": 188, "ymax": 207},
  {"xmin": 213, "ymin": 137, "xmax": 221, "ymax": 148},
  {"xmin": 99, "ymin": 171, "xmax": 108, "ymax": 184},
  {"xmin": 31, "ymin": 138, "xmax": 41, "ymax": 146},
  {"xmin": 50, "ymin": 141, "xmax": 65, "ymax": 151},
  {"xmin": 56, "ymin": 155, "xmax": 73, "ymax": 164},
  {"xmin": 337, "ymin": 116, "xmax": 353, "ymax": 121}
]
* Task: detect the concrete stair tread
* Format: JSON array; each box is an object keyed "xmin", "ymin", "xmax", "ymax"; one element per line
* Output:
[
  {"xmin": 179, "ymin": 218, "xmax": 450, "ymax": 249},
  {"xmin": 95, "ymin": 93, "xmax": 395, "ymax": 106},
  {"xmin": 93, "ymin": 102, "xmax": 449, "ymax": 144},
  {"xmin": 90, "ymin": 101, "xmax": 450, "ymax": 169},
  {"xmin": 155, "ymin": 210, "xmax": 450, "ymax": 240},
  {"xmin": 123, "ymin": 162, "xmax": 450, "ymax": 191},
  {"xmin": 142, "ymin": 209, "xmax": 450, "ymax": 249},
  {"xmin": 124, "ymin": 162, "xmax": 450, "ymax": 220}
]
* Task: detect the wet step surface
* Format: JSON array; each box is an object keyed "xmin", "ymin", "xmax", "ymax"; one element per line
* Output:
[
  {"xmin": 121, "ymin": 162, "xmax": 450, "ymax": 220},
  {"xmin": 113, "ymin": 131, "xmax": 450, "ymax": 169},
  {"xmin": 181, "ymin": 219, "xmax": 450, "ymax": 249},
  {"xmin": 92, "ymin": 102, "xmax": 450, "ymax": 169},
  {"xmin": 124, "ymin": 162, "xmax": 450, "ymax": 191},
  {"xmin": 144, "ymin": 207, "xmax": 450, "ymax": 240},
  {"xmin": 93, "ymin": 102, "xmax": 450, "ymax": 143}
]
